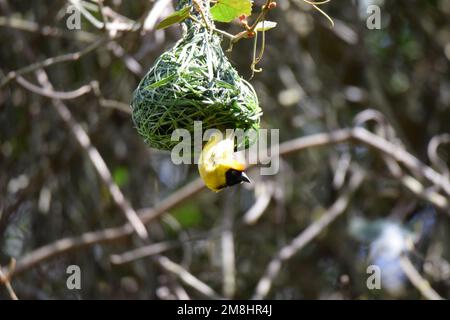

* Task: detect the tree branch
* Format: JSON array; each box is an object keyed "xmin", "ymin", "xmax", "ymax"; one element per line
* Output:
[
  {"xmin": 34, "ymin": 69, "xmax": 149, "ymax": 240},
  {"xmin": 1, "ymin": 38, "xmax": 107, "ymax": 88},
  {"xmin": 6, "ymin": 125, "xmax": 450, "ymax": 279},
  {"xmin": 399, "ymin": 255, "xmax": 443, "ymax": 300},
  {"xmin": 252, "ymin": 169, "xmax": 365, "ymax": 299}
]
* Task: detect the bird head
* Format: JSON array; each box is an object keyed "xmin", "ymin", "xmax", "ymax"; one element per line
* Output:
[{"xmin": 198, "ymin": 133, "xmax": 251, "ymax": 192}]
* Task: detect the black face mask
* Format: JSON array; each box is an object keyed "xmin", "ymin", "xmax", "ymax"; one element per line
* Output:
[{"xmin": 225, "ymin": 169, "xmax": 251, "ymax": 187}]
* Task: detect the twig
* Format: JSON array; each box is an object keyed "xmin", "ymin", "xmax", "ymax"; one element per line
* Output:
[
  {"xmin": 0, "ymin": 16, "xmax": 98, "ymax": 42},
  {"xmin": 243, "ymin": 183, "xmax": 273, "ymax": 225},
  {"xmin": 351, "ymin": 127, "xmax": 450, "ymax": 197},
  {"xmin": 253, "ymin": 169, "xmax": 365, "ymax": 299},
  {"xmin": 400, "ymin": 175, "xmax": 448, "ymax": 210},
  {"xmin": 9, "ymin": 179, "xmax": 205, "ymax": 277},
  {"xmin": 15, "ymin": 75, "xmax": 131, "ymax": 113},
  {"xmin": 171, "ymin": 283, "xmax": 191, "ymax": 300},
  {"xmin": 96, "ymin": 0, "xmax": 108, "ymax": 32},
  {"xmin": 189, "ymin": 0, "xmax": 275, "ymax": 51},
  {"xmin": 142, "ymin": 0, "xmax": 173, "ymax": 33},
  {"xmin": 276, "ymin": 127, "xmax": 450, "ymax": 197},
  {"xmin": 69, "ymin": 0, "xmax": 104, "ymax": 29},
  {"xmin": 229, "ymin": 0, "xmax": 275, "ymax": 48},
  {"xmin": 332, "ymin": 153, "xmax": 351, "ymax": 189},
  {"xmin": 98, "ymin": 98, "xmax": 132, "ymax": 114},
  {"xmin": 7, "ymin": 125, "xmax": 450, "ymax": 278},
  {"xmin": 427, "ymin": 134, "xmax": 450, "ymax": 180},
  {"xmin": 188, "ymin": 15, "xmax": 234, "ymax": 40},
  {"xmin": 34, "ymin": 69, "xmax": 149, "ymax": 240},
  {"xmin": 15, "ymin": 76, "xmax": 94, "ymax": 100},
  {"xmin": 0, "ymin": 260, "xmax": 19, "ymax": 300},
  {"xmin": 110, "ymin": 241, "xmax": 176, "ymax": 265},
  {"xmin": 193, "ymin": 0, "xmax": 211, "ymax": 31},
  {"xmin": 399, "ymin": 254, "xmax": 443, "ymax": 300},
  {"xmin": 221, "ymin": 191, "xmax": 236, "ymax": 298},
  {"xmin": 155, "ymin": 255, "xmax": 221, "ymax": 299},
  {"xmin": 1, "ymin": 38, "xmax": 107, "ymax": 88},
  {"xmin": 352, "ymin": 109, "xmax": 449, "ymax": 210},
  {"xmin": 107, "ymin": 41, "xmax": 143, "ymax": 76}
]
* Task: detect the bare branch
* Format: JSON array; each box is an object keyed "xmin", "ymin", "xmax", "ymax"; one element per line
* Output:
[
  {"xmin": 10, "ymin": 179, "xmax": 205, "ymax": 277},
  {"xmin": 243, "ymin": 183, "xmax": 273, "ymax": 225},
  {"xmin": 352, "ymin": 127, "xmax": 450, "ymax": 197},
  {"xmin": 221, "ymin": 191, "xmax": 236, "ymax": 298},
  {"xmin": 0, "ymin": 260, "xmax": 18, "ymax": 300},
  {"xmin": 399, "ymin": 255, "xmax": 443, "ymax": 300},
  {"xmin": 155, "ymin": 256, "xmax": 221, "ymax": 299},
  {"xmin": 35, "ymin": 69, "xmax": 148, "ymax": 240},
  {"xmin": 15, "ymin": 76, "xmax": 94, "ymax": 100},
  {"xmin": 142, "ymin": 0, "xmax": 173, "ymax": 33},
  {"xmin": 110, "ymin": 241, "xmax": 176, "ymax": 265},
  {"xmin": 7, "ymin": 125, "xmax": 450, "ymax": 279},
  {"xmin": 427, "ymin": 134, "xmax": 450, "ymax": 180},
  {"xmin": 253, "ymin": 169, "xmax": 365, "ymax": 299},
  {"xmin": 0, "ymin": 16, "xmax": 97, "ymax": 42},
  {"xmin": 107, "ymin": 41, "xmax": 143, "ymax": 76},
  {"xmin": 1, "ymin": 38, "xmax": 107, "ymax": 88}
]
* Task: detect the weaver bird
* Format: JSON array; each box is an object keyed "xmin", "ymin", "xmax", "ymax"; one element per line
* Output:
[{"xmin": 198, "ymin": 133, "xmax": 251, "ymax": 192}]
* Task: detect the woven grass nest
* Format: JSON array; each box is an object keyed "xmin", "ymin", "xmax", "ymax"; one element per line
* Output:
[{"xmin": 131, "ymin": 2, "xmax": 262, "ymax": 151}]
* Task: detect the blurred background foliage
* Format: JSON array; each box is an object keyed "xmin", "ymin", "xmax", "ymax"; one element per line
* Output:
[{"xmin": 1, "ymin": 0, "xmax": 450, "ymax": 299}]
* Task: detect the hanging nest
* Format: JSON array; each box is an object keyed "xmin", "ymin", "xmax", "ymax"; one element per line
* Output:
[{"xmin": 131, "ymin": 1, "xmax": 261, "ymax": 151}]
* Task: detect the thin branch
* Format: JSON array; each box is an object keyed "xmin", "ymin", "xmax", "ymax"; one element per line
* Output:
[
  {"xmin": 399, "ymin": 254, "xmax": 443, "ymax": 300},
  {"xmin": 427, "ymin": 134, "xmax": 450, "ymax": 180},
  {"xmin": 107, "ymin": 41, "xmax": 143, "ymax": 76},
  {"xmin": 10, "ymin": 179, "xmax": 205, "ymax": 277},
  {"xmin": 276, "ymin": 127, "xmax": 450, "ymax": 197},
  {"xmin": 15, "ymin": 75, "xmax": 131, "ymax": 113},
  {"xmin": 142, "ymin": 0, "xmax": 173, "ymax": 33},
  {"xmin": 1, "ymin": 38, "xmax": 107, "ymax": 88},
  {"xmin": 69, "ymin": 0, "xmax": 104, "ymax": 29},
  {"xmin": 110, "ymin": 241, "xmax": 176, "ymax": 265},
  {"xmin": 7, "ymin": 125, "xmax": 450, "ymax": 278},
  {"xmin": 221, "ymin": 190, "xmax": 236, "ymax": 298},
  {"xmin": 399, "ymin": 175, "xmax": 448, "ymax": 210},
  {"xmin": 155, "ymin": 256, "xmax": 221, "ymax": 299},
  {"xmin": 98, "ymin": 98, "xmax": 132, "ymax": 114},
  {"xmin": 96, "ymin": 0, "xmax": 108, "ymax": 31},
  {"xmin": 253, "ymin": 169, "xmax": 365, "ymax": 299},
  {"xmin": 188, "ymin": 14, "xmax": 234, "ymax": 40},
  {"xmin": 351, "ymin": 127, "xmax": 450, "ymax": 197},
  {"xmin": 243, "ymin": 183, "xmax": 273, "ymax": 225},
  {"xmin": 34, "ymin": 69, "xmax": 149, "ymax": 240},
  {"xmin": 15, "ymin": 76, "xmax": 94, "ymax": 100},
  {"xmin": 0, "ymin": 260, "xmax": 18, "ymax": 300},
  {"xmin": 0, "ymin": 16, "xmax": 98, "ymax": 42}
]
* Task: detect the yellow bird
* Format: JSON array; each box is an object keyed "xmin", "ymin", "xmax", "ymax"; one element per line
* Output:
[{"xmin": 198, "ymin": 133, "xmax": 251, "ymax": 192}]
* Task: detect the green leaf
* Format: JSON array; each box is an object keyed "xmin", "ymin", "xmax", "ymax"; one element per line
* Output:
[
  {"xmin": 254, "ymin": 20, "xmax": 277, "ymax": 32},
  {"xmin": 210, "ymin": 0, "xmax": 252, "ymax": 23},
  {"xmin": 171, "ymin": 203, "xmax": 202, "ymax": 229},
  {"xmin": 156, "ymin": 5, "xmax": 192, "ymax": 30},
  {"xmin": 113, "ymin": 166, "xmax": 129, "ymax": 187}
]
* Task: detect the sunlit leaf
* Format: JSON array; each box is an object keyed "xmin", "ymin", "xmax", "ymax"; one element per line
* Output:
[
  {"xmin": 156, "ymin": 5, "xmax": 192, "ymax": 30},
  {"xmin": 210, "ymin": 0, "xmax": 252, "ymax": 23},
  {"xmin": 255, "ymin": 20, "xmax": 277, "ymax": 32}
]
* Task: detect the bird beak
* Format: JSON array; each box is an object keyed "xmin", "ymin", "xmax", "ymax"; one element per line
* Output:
[{"xmin": 240, "ymin": 171, "xmax": 251, "ymax": 183}]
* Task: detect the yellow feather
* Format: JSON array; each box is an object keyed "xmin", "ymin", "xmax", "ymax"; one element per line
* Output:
[{"xmin": 198, "ymin": 133, "xmax": 245, "ymax": 192}]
